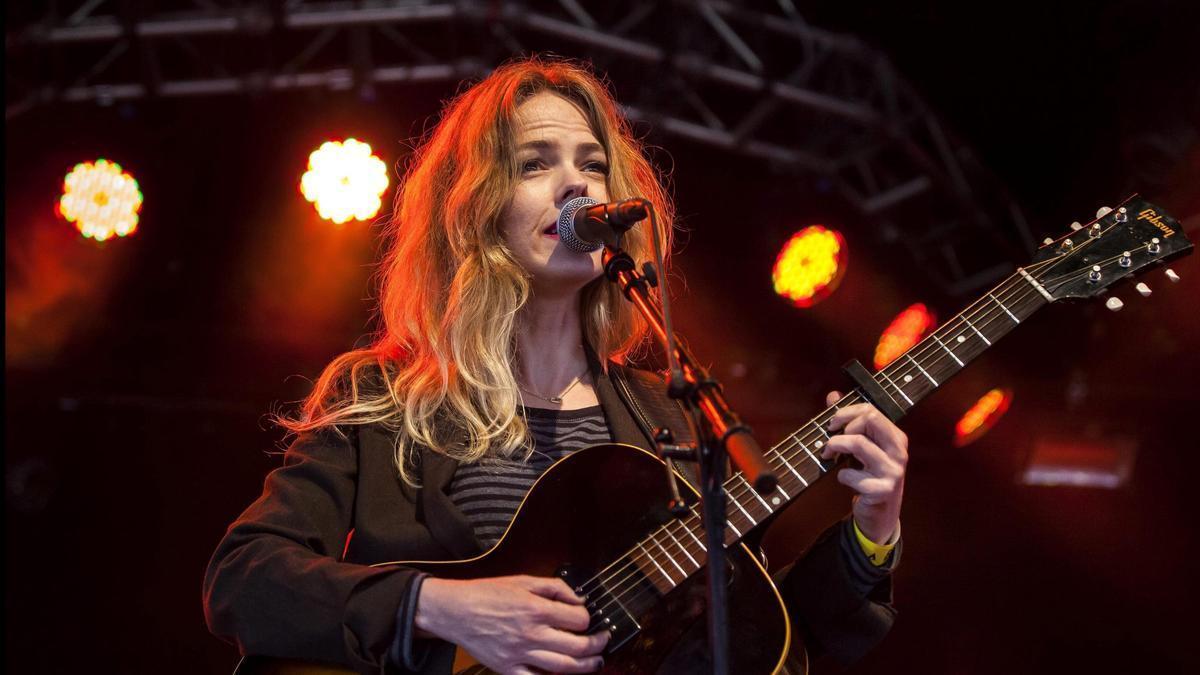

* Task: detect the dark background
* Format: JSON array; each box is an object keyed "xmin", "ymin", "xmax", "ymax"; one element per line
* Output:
[{"xmin": 6, "ymin": 1, "xmax": 1199, "ymax": 673}]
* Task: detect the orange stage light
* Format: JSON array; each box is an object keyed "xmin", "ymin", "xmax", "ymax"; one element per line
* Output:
[
  {"xmin": 954, "ymin": 388, "xmax": 1013, "ymax": 447},
  {"xmin": 874, "ymin": 303, "xmax": 937, "ymax": 370},
  {"xmin": 771, "ymin": 225, "xmax": 847, "ymax": 308},
  {"xmin": 300, "ymin": 138, "xmax": 389, "ymax": 224},
  {"xmin": 58, "ymin": 159, "xmax": 143, "ymax": 241}
]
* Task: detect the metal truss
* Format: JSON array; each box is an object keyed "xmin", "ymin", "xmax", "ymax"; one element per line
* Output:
[{"xmin": 6, "ymin": 0, "xmax": 1035, "ymax": 296}]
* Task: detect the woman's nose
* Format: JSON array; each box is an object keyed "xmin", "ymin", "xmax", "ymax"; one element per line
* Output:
[{"xmin": 557, "ymin": 171, "xmax": 589, "ymax": 207}]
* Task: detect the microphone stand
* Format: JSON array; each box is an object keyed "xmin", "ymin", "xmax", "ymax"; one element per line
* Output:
[{"xmin": 599, "ymin": 235, "xmax": 777, "ymax": 675}]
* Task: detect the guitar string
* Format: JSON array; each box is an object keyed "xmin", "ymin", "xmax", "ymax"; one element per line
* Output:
[
  {"xmin": 575, "ymin": 273, "xmax": 1053, "ymax": 620},
  {"xmin": 581, "ymin": 219, "xmax": 1146, "ymax": 616},
  {"xmin": 575, "ymin": 262, "xmax": 1057, "ymax": 608}
]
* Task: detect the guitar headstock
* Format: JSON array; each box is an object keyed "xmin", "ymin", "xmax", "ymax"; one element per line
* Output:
[{"xmin": 1028, "ymin": 196, "xmax": 1192, "ymax": 303}]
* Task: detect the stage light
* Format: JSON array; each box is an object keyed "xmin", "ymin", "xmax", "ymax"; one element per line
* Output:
[
  {"xmin": 771, "ymin": 225, "xmax": 847, "ymax": 308},
  {"xmin": 954, "ymin": 388, "xmax": 1013, "ymax": 447},
  {"xmin": 874, "ymin": 303, "xmax": 937, "ymax": 370},
  {"xmin": 57, "ymin": 159, "xmax": 143, "ymax": 241},
  {"xmin": 300, "ymin": 138, "xmax": 389, "ymax": 224}
]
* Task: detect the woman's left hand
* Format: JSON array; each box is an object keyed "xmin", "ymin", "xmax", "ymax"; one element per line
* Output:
[{"xmin": 819, "ymin": 391, "xmax": 909, "ymax": 544}]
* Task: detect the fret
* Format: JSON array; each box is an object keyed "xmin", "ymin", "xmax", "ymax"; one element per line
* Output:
[
  {"xmin": 943, "ymin": 323, "xmax": 990, "ymax": 363},
  {"xmin": 726, "ymin": 516, "xmax": 742, "ymax": 539},
  {"xmin": 963, "ymin": 315, "xmax": 991, "ymax": 345},
  {"xmin": 651, "ymin": 536, "xmax": 687, "ymax": 579},
  {"xmin": 737, "ymin": 473, "xmax": 774, "ymax": 515},
  {"xmin": 662, "ymin": 525, "xmax": 698, "ymax": 568},
  {"xmin": 680, "ymin": 518, "xmax": 706, "ymax": 552},
  {"xmin": 932, "ymin": 334, "xmax": 964, "ymax": 367},
  {"xmin": 903, "ymin": 353, "xmax": 939, "ymax": 386},
  {"xmin": 774, "ymin": 451, "xmax": 809, "ymax": 487},
  {"xmin": 793, "ymin": 435, "xmax": 825, "ymax": 471},
  {"xmin": 728, "ymin": 490, "xmax": 756, "ymax": 526},
  {"xmin": 636, "ymin": 542, "xmax": 674, "ymax": 588},
  {"xmin": 988, "ymin": 293, "xmax": 1021, "ymax": 324},
  {"xmin": 878, "ymin": 370, "xmax": 914, "ymax": 406}
]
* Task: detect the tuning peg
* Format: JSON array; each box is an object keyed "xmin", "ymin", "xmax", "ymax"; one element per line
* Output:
[
  {"xmin": 1070, "ymin": 221, "xmax": 1083, "ymax": 231},
  {"xmin": 1118, "ymin": 251, "xmax": 1132, "ymax": 268},
  {"xmin": 1088, "ymin": 223, "xmax": 1102, "ymax": 238},
  {"xmin": 1096, "ymin": 206, "xmax": 1113, "ymax": 218},
  {"xmin": 1136, "ymin": 282, "xmax": 1152, "ymax": 297},
  {"xmin": 1059, "ymin": 238, "xmax": 1075, "ymax": 254},
  {"xmin": 1088, "ymin": 264, "xmax": 1102, "ymax": 283},
  {"xmin": 1166, "ymin": 268, "xmax": 1180, "ymax": 282},
  {"xmin": 1105, "ymin": 297, "xmax": 1124, "ymax": 312},
  {"xmin": 1115, "ymin": 207, "xmax": 1129, "ymax": 223},
  {"xmin": 1148, "ymin": 237, "xmax": 1161, "ymax": 255},
  {"xmin": 1042, "ymin": 237, "xmax": 1054, "ymax": 246}
]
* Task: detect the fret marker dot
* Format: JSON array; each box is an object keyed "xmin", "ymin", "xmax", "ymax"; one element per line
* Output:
[
  {"xmin": 903, "ymin": 374, "xmax": 913, "ymax": 383},
  {"xmin": 771, "ymin": 496, "xmax": 781, "ymax": 505},
  {"xmin": 814, "ymin": 440, "xmax": 824, "ymax": 448},
  {"xmin": 957, "ymin": 335, "xmax": 966, "ymax": 343}
]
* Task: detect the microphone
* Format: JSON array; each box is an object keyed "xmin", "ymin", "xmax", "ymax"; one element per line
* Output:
[{"xmin": 557, "ymin": 196, "xmax": 650, "ymax": 253}]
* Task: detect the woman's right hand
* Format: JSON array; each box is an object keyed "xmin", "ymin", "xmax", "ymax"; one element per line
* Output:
[{"xmin": 414, "ymin": 575, "xmax": 610, "ymax": 675}]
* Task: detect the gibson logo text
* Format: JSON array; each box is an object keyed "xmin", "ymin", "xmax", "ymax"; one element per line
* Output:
[{"xmin": 1138, "ymin": 208, "xmax": 1176, "ymax": 237}]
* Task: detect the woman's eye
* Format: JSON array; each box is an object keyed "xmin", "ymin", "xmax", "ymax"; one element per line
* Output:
[
  {"xmin": 521, "ymin": 159, "xmax": 543, "ymax": 173},
  {"xmin": 585, "ymin": 161, "xmax": 610, "ymax": 175}
]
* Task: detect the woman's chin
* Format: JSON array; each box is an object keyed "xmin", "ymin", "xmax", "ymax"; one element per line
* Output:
[{"xmin": 529, "ymin": 262, "xmax": 605, "ymax": 297}]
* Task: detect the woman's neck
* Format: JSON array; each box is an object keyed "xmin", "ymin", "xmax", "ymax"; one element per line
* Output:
[{"xmin": 514, "ymin": 292, "xmax": 590, "ymax": 398}]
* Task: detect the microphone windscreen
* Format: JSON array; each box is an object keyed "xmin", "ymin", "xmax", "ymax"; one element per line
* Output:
[{"xmin": 558, "ymin": 196, "xmax": 601, "ymax": 253}]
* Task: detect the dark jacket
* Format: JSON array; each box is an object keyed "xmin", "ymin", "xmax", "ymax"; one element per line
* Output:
[{"xmin": 203, "ymin": 358, "xmax": 896, "ymax": 674}]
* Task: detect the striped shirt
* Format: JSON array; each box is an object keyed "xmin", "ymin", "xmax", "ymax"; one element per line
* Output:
[{"xmin": 447, "ymin": 405, "xmax": 610, "ymax": 549}]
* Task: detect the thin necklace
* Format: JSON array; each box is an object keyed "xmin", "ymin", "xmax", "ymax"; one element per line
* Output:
[{"xmin": 518, "ymin": 367, "xmax": 590, "ymax": 404}]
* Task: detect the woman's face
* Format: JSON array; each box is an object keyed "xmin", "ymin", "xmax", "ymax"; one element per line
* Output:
[{"xmin": 499, "ymin": 92, "xmax": 609, "ymax": 297}]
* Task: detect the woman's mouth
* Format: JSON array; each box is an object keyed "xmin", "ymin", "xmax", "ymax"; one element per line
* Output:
[{"xmin": 543, "ymin": 223, "xmax": 559, "ymax": 239}]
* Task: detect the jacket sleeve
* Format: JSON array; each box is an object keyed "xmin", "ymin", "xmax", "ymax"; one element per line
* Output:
[
  {"xmin": 202, "ymin": 426, "xmax": 425, "ymax": 674},
  {"xmin": 773, "ymin": 518, "xmax": 899, "ymax": 667}
]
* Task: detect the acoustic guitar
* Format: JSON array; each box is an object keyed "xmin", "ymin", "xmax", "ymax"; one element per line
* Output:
[{"xmin": 239, "ymin": 196, "xmax": 1191, "ymax": 674}]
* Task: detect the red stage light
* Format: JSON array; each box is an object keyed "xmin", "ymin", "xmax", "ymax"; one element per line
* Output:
[
  {"xmin": 954, "ymin": 388, "xmax": 1013, "ymax": 447},
  {"xmin": 771, "ymin": 225, "xmax": 847, "ymax": 308},
  {"xmin": 874, "ymin": 303, "xmax": 937, "ymax": 370}
]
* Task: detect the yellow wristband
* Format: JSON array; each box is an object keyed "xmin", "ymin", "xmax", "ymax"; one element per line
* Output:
[{"xmin": 853, "ymin": 519, "xmax": 899, "ymax": 567}]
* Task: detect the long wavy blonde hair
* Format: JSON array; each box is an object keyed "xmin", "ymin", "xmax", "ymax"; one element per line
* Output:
[{"xmin": 279, "ymin": 57, "xmax": 675, "ymax": 484}]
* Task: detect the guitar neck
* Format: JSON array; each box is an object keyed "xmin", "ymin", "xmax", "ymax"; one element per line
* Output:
[
  {"xmin": 736, "ymin": 269, "xmax": 1050, "ymax": 534},
  {"xmin": 626, "ymin": 269, "xmax": 1050, "ymax": 594}
]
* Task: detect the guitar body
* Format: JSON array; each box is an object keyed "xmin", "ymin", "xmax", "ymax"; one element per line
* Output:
[{"xmin": 242, "ymin": 444, "xmax": 796, "ymax": 675}]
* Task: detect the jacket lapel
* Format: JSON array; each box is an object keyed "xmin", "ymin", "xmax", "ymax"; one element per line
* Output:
[{"xmin": 418, "ymin": 449, "xmax": 484, "ymax": 559}]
